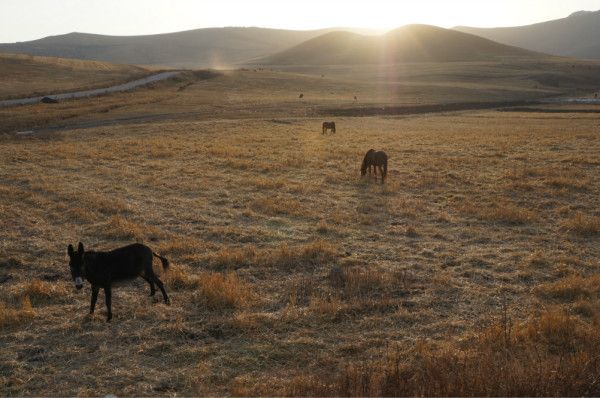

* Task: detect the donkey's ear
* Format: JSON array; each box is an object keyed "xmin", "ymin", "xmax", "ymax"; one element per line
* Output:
[
  {"xmin": 77, "ymin": 242, "xmax": 84, "ymax": 254},
  {"xmin": 67, "ymin": 244, "xmax": 74, "ymax": 256}
]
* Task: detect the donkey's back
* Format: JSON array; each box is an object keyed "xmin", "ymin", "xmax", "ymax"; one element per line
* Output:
[{"xmin": 98, "ymin": 243, "xmax": 154, "ymax": 278}]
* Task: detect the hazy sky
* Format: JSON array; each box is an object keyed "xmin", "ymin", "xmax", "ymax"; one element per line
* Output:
[{"xmin": 1, "ymin": 0, "xmax": 600, "ymax": 43}]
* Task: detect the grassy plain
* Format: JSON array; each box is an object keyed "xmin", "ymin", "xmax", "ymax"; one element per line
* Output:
[{"xmin": 0, "ymin": 59, "xmax": 599, "ymax": 395}]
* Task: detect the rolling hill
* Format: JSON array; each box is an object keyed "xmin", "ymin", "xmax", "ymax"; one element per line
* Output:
[
  {"xmin": 262, "ymin": 25, "xmax": 538, "ymax": 65},
  {"xmin": 0, "ymin": 27, "xmax": 373, "ymax": 69},
  {"xmin": 455, "ymin": 10, "xmax": 600, "ymax": 59},
  {"xmin": 0, "ymin": 52, "xmax": 148, "ymax": 99}
]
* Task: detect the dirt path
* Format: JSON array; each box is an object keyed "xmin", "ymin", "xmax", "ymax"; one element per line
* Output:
[{"xmin": 0, "ymin": 71, "xmax": 182, "ymax": 108}]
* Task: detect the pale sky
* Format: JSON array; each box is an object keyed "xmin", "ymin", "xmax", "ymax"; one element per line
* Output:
[{"xmin": 1, "ymin": 0, "xmax": 600, "ymax": 43}]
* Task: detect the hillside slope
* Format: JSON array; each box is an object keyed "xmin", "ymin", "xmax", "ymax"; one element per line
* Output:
[
  {"xmin": 455, "ymin": 10, "xmax": 600, "ymax": 59},
  {"xmin": 0, "ymin": 27, "xmax": 370, "ymax": 68},
  {"xmin": 0, "ymin": 52, "xmax": 148, "ymax": 99},
  {"xmin": 263, "ymin": 25, "xmax": 538, "ymax": 65}
]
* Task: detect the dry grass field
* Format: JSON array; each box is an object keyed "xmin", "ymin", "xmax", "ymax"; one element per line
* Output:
[
  {"xmin": 0, "ymin": 62, "xmax": 599, "ymax": 395},
  {"xmin": 0, "ymin": 53, "xmax": 149, "ymax": 100}
]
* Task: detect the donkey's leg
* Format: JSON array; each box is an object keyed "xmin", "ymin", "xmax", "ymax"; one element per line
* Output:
[
  {"xmin": 104, "ymin": 285, "xmax": 112, "ymax": 322},
  {"xmin": 142, "ymin": 276, "xmax": 156, "ymax": 296},
  {"xmin": 90, "ymin": 285, "xmax": 99, "ymax": 314},
  {"xmin": 379, "ymin": 166, "xmax": 385, "ymax": 183},
  {"xmin": 153, "ymin": 275, "xmax": 170, "ymax": 304}
]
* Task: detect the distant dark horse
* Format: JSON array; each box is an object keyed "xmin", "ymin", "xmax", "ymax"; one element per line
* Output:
[
  {"xmin": 322, "ymin": 122, "xmax": 336, "ymax": 134},
  {"xmin": 67, "ymin": 242, "xmax": 170, "ymax": 322},
  {"xmin": 361, "ymin": 149, "xmax": 388, "ymax": 183}
]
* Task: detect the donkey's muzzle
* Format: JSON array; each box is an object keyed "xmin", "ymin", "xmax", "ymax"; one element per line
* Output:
[{"xmin": 75, "ymin": 277, "xmax": 83, "ymax": 290}]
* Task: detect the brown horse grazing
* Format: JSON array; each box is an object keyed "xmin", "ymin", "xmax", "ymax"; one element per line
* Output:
[
  {"xmin": 361, "ymin": 149, "xmax": 388, "ymax": 183},
  {"xmin": 322, "ymin": 122, "xmax": 336, "ymax": 134}
]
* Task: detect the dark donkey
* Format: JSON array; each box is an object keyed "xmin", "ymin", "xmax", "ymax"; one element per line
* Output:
[
  {"xmin": 322, "ymin": 121, "xmax": 336, "ymax": 134},
  {"xmin": 67, "ymin": 242, "xmax": 170, "ymax": 322},
  {"xmin": 361, "ymin": 149, "xmax": 388, "ymax": 183}
]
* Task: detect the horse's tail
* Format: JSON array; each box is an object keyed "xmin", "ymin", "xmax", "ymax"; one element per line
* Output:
[{"xmin": 152, "ymin": 252, "xmax": 170, "ymax": 270}]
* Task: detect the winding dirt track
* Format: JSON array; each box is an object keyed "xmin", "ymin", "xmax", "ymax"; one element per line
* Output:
[{"xmin": 0, "ymin": 71, "xmax": 181, "ymax": 108}]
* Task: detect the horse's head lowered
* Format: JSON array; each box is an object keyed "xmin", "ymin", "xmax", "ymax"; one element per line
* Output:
[
  {"xmin": 67, "ymin": 242, "xmax": 85, "ymax": 290},
  {"xmin": 361, "ymin": 149, "xmax": 375, "ymax": 176}
]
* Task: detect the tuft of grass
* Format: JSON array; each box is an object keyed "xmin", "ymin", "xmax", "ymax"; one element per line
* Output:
[
  {"xmin": 264, "ymin": 241, "xmax": 339, "ymax": 269},
  {"xmin": 22, "ymin": 279, "xmax": 68, "ymax": 305},
  {"xmin": 205, "ymin": 246, "xmax": 257, "ymax": 270},
  {"xmin": 251, "ymin": 196, "xmax": 306, "ymax": 217},
  {"xmin": 101, "ymin": 216, "xmax": 163, "ymax": 240},
  {"xmin": 81, "ymin": 192, "xmax": 130, "ymax": 216},
  {"xmin": 525, "ymin": 251, "xmax": 550, "ymax": 268},
  {"xmin": 535, "ymin": 275, "xmax": 600, "ymax": 303},
  {"xmin": 157, "ymin": 237, "xmax": 207, "ymax": 257},
  {"xmin": 458, "ymin": 201, "xmax": 537, "ymax": 225},
  {"xmin": 562, "ymin": 213, "xmax": 600, "ymax": 236},
  {"xmin": 336, "ymin": 267, "xmax": 396, "ymax": 300},
  {"xmin": 194, "ymin": 272, "xmax": 254, "ymax": 310},
  {"xmin": 0, "ymin": 296, "xmax": 34, "ymax": 328},
  {"xmin": 288, "ymin": 276, "xmax": 316, "ymax": 307},
  {"xmin": 163, "ymin": 267, "xmax": 200, "ymax": 290},
  {"xmin": 546, "ymin": 176, "xmax": 590, "ymax": 191},
  {"xmin": 308, "ymin": 295, "xmax": 344, "ymax": 318}
]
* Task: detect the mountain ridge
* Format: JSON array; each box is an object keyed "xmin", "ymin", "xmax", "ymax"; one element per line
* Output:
[
  {"xmin": 261, "ymin": 24, "xmax": 539, "ymax": 65},
  {"xmin": 0, "ymin": 27, "xmax": 371, "ymax": 68},
  {"xmin": 455, "ymin": 10, "xmax": 600, "ymax": 59}
]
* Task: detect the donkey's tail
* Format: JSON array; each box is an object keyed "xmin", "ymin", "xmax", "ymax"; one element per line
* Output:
[
  {"xmin": 152, "ymin": 252, "xmax": 170, "ymax": 269},
  {"xmin": 383, "ymin": 160, "xmax": 388, "ymax": 180}
]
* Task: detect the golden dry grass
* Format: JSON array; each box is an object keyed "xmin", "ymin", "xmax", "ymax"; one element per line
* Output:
[
  {"xmin": 0, "ymin": 67, "xmax": 599, "ymax": 395},
  {"xmin": 0, "ymin": 52, "xmax": 149, "ymax": 99},
  {"xmin": 285, "ymin": 309, "xmax": 600, "ymax": 397},
  {"xmin": 0, "ymin": 297, "xmax": 34, "ymax": 328}
]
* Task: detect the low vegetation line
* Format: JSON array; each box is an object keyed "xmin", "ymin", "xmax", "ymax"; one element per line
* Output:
[
  {"xmin": 498, "ymin": 107, "xmax": 600, "ymax": 113},
  {"xmin": 318, "ymin": 100, "xmax": 540, "ymax": 117}
]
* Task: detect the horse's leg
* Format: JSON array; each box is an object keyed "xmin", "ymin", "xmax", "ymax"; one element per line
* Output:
[
  {"xmin": 379, "ymin": 166, "xmax": 384, "ymax": 183},
  {"xmin": 90, "ymin": 285, "xmax": 99, "ymax": 314},
  {"xmin": 104, "ymin": 285, "xmax": 112, "ymax": 322}
]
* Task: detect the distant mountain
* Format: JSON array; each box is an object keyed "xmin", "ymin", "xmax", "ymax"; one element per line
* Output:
[
  {"xmin": 0, "ymin": 27, "xmax": 371, "ymax": 69},
  {"xmin": 262, "ymin": 25, "xmax": 537, "ymax": 65},
  {"xmin": 455, "ymin": 10, "xmax": 600, "ymax": 59}
]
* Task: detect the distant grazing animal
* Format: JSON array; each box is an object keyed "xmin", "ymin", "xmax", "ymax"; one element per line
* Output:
[
  {"xmin": 299, "ymin": 93, "xmax": 304, "ymax": 99},
  {"xmin": 361, "ymin": 149, "xmax": 388, "ymax": 183},
  {"xmin": 322, "ymin": 122, "xmax": 336, "ymax": 134},
  {"xmin": 67, "ymin": 242, "xmax": 170, "ymax": 322},
  {"xmin": 40, "ymin": 96, "xmax": 58, "ymax": 104}
]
